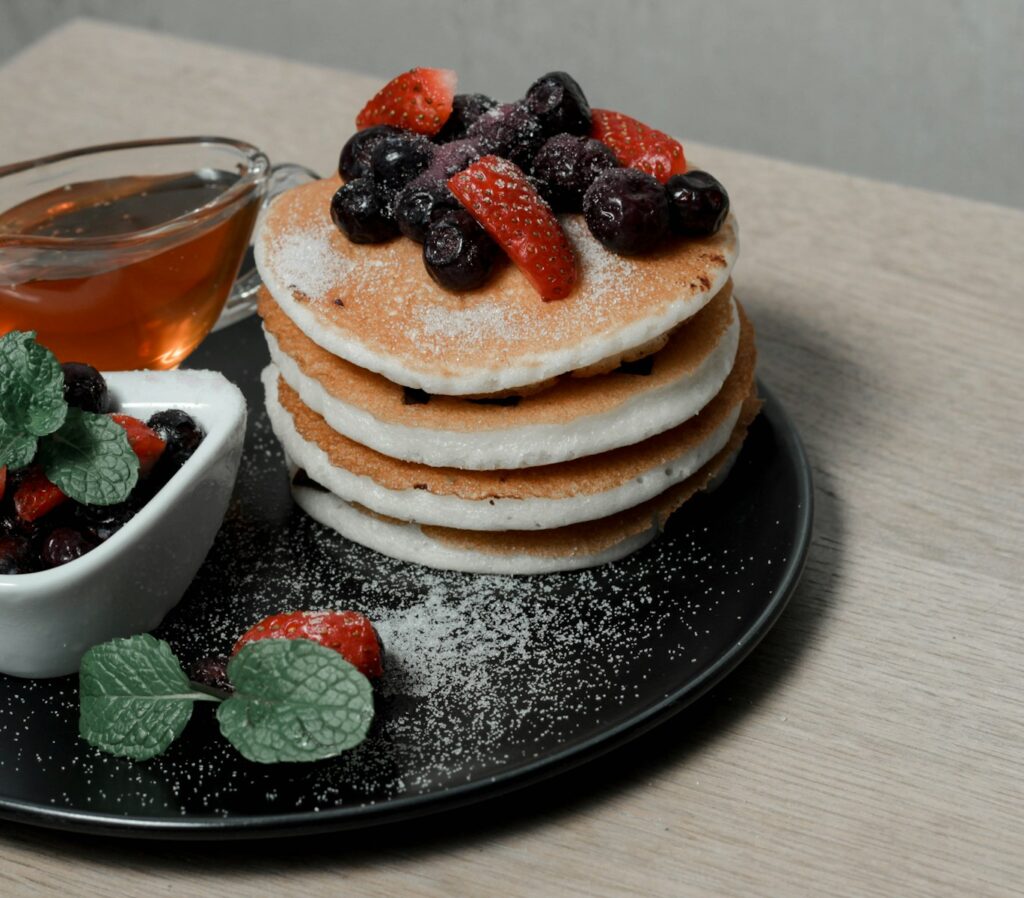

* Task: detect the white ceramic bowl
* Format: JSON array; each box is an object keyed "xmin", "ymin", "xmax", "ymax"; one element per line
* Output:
[{"xmin": 0, "ymin": 370, "xmax": 246, "ymax": 678}]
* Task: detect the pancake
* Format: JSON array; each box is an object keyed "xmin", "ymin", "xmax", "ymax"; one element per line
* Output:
[
  {"xmin": 289, "ymin": 392, "xmax": 760, "ymax": 574},
  {"xmin": 254, "ymin": 177, "xmax": 739, "ymax": 395},
  {"xmin": 261, "ymin": 308, "xmax": 756, "ymax": 531},
  {"xmin": 260, "ymin": 283, "xmax": 740, "ymax": 469}
]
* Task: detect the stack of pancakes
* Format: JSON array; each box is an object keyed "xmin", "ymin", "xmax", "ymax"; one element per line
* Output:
[{"xmin": 254, "ymin": 177, "xmax": 759, "ymax": 574}]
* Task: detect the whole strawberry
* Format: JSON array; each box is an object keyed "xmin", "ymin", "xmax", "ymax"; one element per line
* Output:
[{"xmin": 232, "ymin": 610, "xmax": 384, "ymax": 679}]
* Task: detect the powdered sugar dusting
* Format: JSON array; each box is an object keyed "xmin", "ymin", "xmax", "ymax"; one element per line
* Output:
[
  {"xmin": 267, "ymin": 221, "xmax": 354, "ymax": 299},
  {"xmin": 417, "ymin": 299, "xmax": 526, "ymax": 343},
  {"xmin": 0, "ymin": 393, "xmax": 793, "ymax": 822},
  {"xmin": 564, "ymin": 216, "xmax": 637, "ymax": 303}
]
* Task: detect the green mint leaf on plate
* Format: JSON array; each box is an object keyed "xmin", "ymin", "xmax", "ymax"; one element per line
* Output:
[
  {"xmin": 0, "ymin": 421, "xmax": 37, "ymax": 471},
  {"xmin": 218, "ymin": 639, "xmax": 374, "ymax": 764},
  {"xmin": 0, "ymin": 330, "xmax": 67, "ymax": 467},
  {"xmin": 79, "ymin": 634, "xmax": 213, "ymax": 761},
  {"xmin": 39, "ymin": 407, "xmax": 139, "ymax": 505}
]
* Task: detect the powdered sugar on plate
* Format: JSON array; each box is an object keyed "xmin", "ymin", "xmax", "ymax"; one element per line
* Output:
[{"xmin": 0, "ymin": 373, "xmax": 801, "ymax": 827}]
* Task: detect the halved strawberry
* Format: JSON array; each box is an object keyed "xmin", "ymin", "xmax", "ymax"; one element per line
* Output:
[
  {"xmin": 110, "ymin": 414, "xmax": 166, "ymax": 476},
  {"xmin": 448, "ymin": 155, "xmax": 577, "ymax": 301},
  {"xmin": 13, "ymin": 467, "xmax": 66, "ymax": 522},
  {"xmin": 355, "ymin": 67, "xmax": 456, "ymax": 136},
  {"xmin": 232, "ymin": 610, "xmax": 383, "ymax": 679},
  {"xmin": 590, "ymin": 108, "xmax": 686, "ymax": 183}
]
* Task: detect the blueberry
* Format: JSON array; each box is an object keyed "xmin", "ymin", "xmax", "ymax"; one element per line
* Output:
[
  {"xmin": 526, "ymin": 174, "xmax": 557, "ymax": 208},
  {"xmin": 369, "ymin": 133, "xmax": 434, "ymax": 194},
  {"xmin": 330, "ymin": 179, "xmax": 398, "ymax": 244},
  {"xmin": 583, "ymin": 168, "xmax": 670, "ymax": 254},
  {"xmin": 394, "ymin": 181, "xmax": 460, "ymax": 243},
  {"xmin": 665, "ymin": 170, "xmax": 730, "ymax": 237},
  {"xmin": 525, "ymin": 71, "xmax": 591, "ymax": 136},
  {"xmin": 423, "ymin": 209, "xmax": 500, "ymax": 291},
  {"xmin": 74, "ymin": 500, "xmax": 136, "ymax": 542},
  {"xmin": 0, "ymin": 535, "xmax": 33, "ymax": 575},
  {"xmin": 532, "ymin": 134, "xmax": 618, "ymax": 212},
  {"xmin": 62, "ymin": 362, "xmax": 108, "ymax": 413},
  {"xmin": 466, "ymin": 102, "xmax": 546, "ymax": 170},
  {"xmin": 435, "ymin": 93, "xmax": 499, "ymax": 142},
  {"xmin": 425, "ymin": 137, "xmax": 485, "ymax": 181},
  {"xmin": 338, "ymin": 124, "xmax": 402, "ymax": 181},
  {"xmin": 40, "ymin": 527, "xmax": 95, "ymax": 569},
  {"xmin": 147, "ymin": 409, "xmax": 203, "ymax": 473}
]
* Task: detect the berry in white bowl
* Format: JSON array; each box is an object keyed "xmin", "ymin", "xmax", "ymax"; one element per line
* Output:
[{"xmin": 0, "ymin": 368, "xmax": 246, "ymax": 678}]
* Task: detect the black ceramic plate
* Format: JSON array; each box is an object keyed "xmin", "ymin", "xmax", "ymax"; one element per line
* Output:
[{"xmin": 0, "ymin": 316, "xmax": 811, "ymax": 839}]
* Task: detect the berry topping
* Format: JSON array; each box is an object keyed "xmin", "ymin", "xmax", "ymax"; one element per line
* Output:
[
  {"xmin": 395, "ymin": 180, "xmax": 460, "ymax": 243},
  {"xmin": 189, "ymin": 655, "xmax": 234, "ymax": 693},
  {"xmin": 13, "ymin": 467, "xmax": 66, "ymax": 523},
  {"xmin": 525, "ymin": 71, "xmax": 591, "ymax": 136},
  {"xmin": 40, "ymin": 526, "xmax": 95, "ymax": 569},
  {"xmin": 233, "ymin": 610, "xmax": 384, "ymax": 679},
  {"xmin": 0, "ymin": 535, "xmax": 33, "ymax": 575},
  {"xmin": 448, "ymin": 155, "xmax": 577, "ymax": 301},
  {"xmin": 590, "ymin": 108, "xmax": 686, "ymax": 183},
  {"xmin": 355, "ymin": 67, "xmax": 457, "ymax": 136},
  {"xmin": 0, "ymin": 466, "xmax": 5, "ymax": 504},
  {"xmin": 75, "ymin": 499, "xmax": 136, "ymax": 542},
  {"xmin": 330, "ymin": 178, "xmax": 399, "ymax": 244},
  {"xmin": 61, "ymin": 362, "xmax": 108, "ymax": 413},
  {"xmin": 435, "ymin": 92, "xmax": 499, "ymax": 142},
  {"xmin": 338, "ymin": 124, "xmax": 402, "ymax": 181},
  {"xmin": 665, "ymin": 170, "xmax": 730, "ymax": 237},
  {"xmin": 369, "ymin": 132, "xmax": 434, "ymax": 194},
  {"xmin": 424, "ymin": 137, "xmax": 486, "ymax": 181},
  {"xmin": 147, "ymin": 409, "xmax": 204, "ymax": 474},
  {"xmin": 423, "ymin": 208, "xmax": 500, "ymax": 291},
  {"xmin": 531, "ymin": 134, "xmax": 619, "ymax": 212},
  {"xmin": 110, "ymin": 414, "xmax": 166, "ymax": 477},
  {"xmin": 583, "ymin": 167, "xmax": 670, "ymax": 254},
  {"xmin": 466, "ymin": 102, "xmax": 546, "ymax": 170}
]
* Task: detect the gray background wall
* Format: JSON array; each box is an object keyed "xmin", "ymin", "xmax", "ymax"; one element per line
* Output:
[{"xmin": 2, "ymin": 0, "xmax": 1022, "ymax": 209}]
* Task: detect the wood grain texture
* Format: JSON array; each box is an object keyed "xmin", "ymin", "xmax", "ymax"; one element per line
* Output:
[{"xmin": 1, "ymin": 19, "xmax": 1022, "ymax": 898}]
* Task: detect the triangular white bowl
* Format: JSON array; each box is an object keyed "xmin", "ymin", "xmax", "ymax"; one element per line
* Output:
[{"xmin": 0, "ymin": 370, "xmax": 246, "ymax": 678}]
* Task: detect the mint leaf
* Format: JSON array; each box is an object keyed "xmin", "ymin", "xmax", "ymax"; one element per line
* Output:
[
  {"xmin": 0, "ymin": 331, "xmax": 67, "ymax": 462},
  {"xmin": 79, "ymin": 634, "xmax": 211, "ymax": 761},
  {"xmin": 218, "ymin": 640, "xmax": 374, "ymax": 763},
  {"xmin": 39, "ymin": 407, "xmax": 138, "ymax": 505},
  {"xmin": 0, "ymin": 421, "xmax": 36, "ymax": 470}
]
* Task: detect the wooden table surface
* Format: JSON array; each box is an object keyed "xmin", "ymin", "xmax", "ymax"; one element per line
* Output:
[{"xmin": 1, "ymin": 18, "xmax": 1022, "ymax": 898}]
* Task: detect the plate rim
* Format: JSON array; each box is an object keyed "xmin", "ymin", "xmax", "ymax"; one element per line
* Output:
[{"xmin": 0, "ymin": 379, "xmax": 813, "ymax": 840}]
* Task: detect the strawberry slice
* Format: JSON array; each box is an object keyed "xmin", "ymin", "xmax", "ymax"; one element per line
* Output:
[
  {"xmin": 590, "ymin": 108, "xmax": 686, "ymax": 183},
  {"xmin": 110, "ymin": 414, "xmax": 166, "ymax": 476},
  {"xmin": 355, "ymin": 67, "xmax": 457, "ymax": 136},
  {"xmin": 448, "ymin": 155, "xmax": 577, "ymax": 301},
  {"xmin": 13, "ymin": 467, "xmax": 66, "ymax": 522},
  {"xmin": 232, "ymin": 610, "xmax": 384, "ymax": 679}
]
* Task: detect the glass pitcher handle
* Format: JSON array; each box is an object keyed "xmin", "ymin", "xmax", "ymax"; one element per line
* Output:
[{"xmin": 214, "ymin": 162, "xmax": 319, "ymax": 331}]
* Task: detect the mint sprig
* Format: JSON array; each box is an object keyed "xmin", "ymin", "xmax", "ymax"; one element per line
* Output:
[
  {"xmin": 218, "ymin": 640, "xmax": 374, "ymax": 763},
  {"xmin": 79, "ymin": 634, "xmax": 211, "ymax": 761},
  {"xmin": 0, "ymin": 330, "xmax": 67, "ymax": 468},
  {"xmin": 78, "ymin": 636, "xmax": 375, "ymax": 764},
  {"xmin": 40, "ymin": 407, "xmax": 139, "ymax": 505},
  {"xmin": 0, "ymin": 330, "xmax": 137, "ymax": 506}
]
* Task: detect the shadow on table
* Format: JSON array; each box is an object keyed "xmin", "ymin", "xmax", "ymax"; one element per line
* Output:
[{"xmin": 0, "ymin": 303, "xmax": 851, "ymax": 870}]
